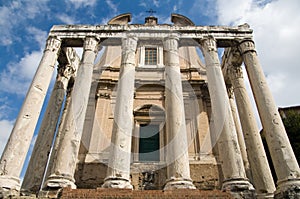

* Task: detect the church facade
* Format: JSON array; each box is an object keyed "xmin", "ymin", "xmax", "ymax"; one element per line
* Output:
[{"xmin": 0, "ymin": 13, "xmax": 299, "ymax": 199}]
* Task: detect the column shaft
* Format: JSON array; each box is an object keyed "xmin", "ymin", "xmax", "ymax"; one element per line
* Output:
[
  {"xmin": 21, "ymin": 48, "xmax": 79, "ymax": 193},
  {"xmin": 0, "ymin": 37, "xmax": 61, "ymax": 191},
  {"xmin": 227, "ymin": 87, "xmax": 252, "ymax": 181},
  {"xmin": 44, "ymin": 37, "xmax": 99, "ymax": 189},
  {"xmin": 239, "ymin": 40, "xmax": 300, "ymax": 197},
  {"xmin": 200, "ymin": 38, "xmax": 254, "ymax": 196},
  {"xmin": 163, "ymin": 35, "xmax": 195, "ymax": 190},
  {"xmin": 102, "ymin": 36, "xmax": 138, "ymax": 189},
  {"xmin": 228, "ymin": 63, "xmax": 276, "ymax": 197}
]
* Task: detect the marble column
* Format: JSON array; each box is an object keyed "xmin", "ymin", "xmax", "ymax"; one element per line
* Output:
[
  {"xmin": 43, "ymin": 80, "xmax": 74, "ymax": 188},
  {"xmin": 227, "ymin": 86, "xmax": 252, "ymax": 182},
  {"xmin": 227, "ymin": 52, "xmax": 276, "ymax": 198},
  {"xmin": 0, "ymin": 37, "xmax": 61, "ymax": 193},
  {"xmin": 199, "ymin": 38, "xmax": 254, "ymax": 197},
  {"xmin": 239, "ymin": 39, "xmax": 300, "ymax": 198},
  {"xmin": 21, "ymin": 48, "xmax": 79, "ymax": 194},
  {"xmin": 44, "ymin": 37, "xmax": 99, "ymax": 189},
  {"xmin": 102, "ymin": 36, "xmax": 138, "ymax": 189},
  {"xmin": 163, "ymin": 35, "xmax": 195, "ymax": 190}
]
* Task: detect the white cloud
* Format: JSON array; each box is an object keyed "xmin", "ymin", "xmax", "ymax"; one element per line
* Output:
[
  {"xmin": 26, "ymin": 27, "xmax": 48, "ymax": 49},
  {"xmin": 216, "ymin": 0, "xmax": 300, "ymax": 106},
  {"xmin": 0, "ymin": 51, "xmax": 43, "ymax": 95},
  {"xmin": 0, "ymin": 120, "xmax": 13, "ymax": 157},
  {"xmin": 56, "ymin": 14, "xmax": 78, "ymax": 24},
  {"xmin": 67, "ymin": 0, "xmax": 97, "ymax": 9},
  {"xmin": 0, "ymin": 1, "xmax": 50, "ymax": 46},
  {"xmin": 105, "ymin": 0, "xmax": 118, "ymax": 14}
]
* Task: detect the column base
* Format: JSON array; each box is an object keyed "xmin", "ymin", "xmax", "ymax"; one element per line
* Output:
[
  {"xmin": 0, "ymin": 175, "xmax": 20, "ymax": 197},
  {"xmin": 274, "ymin": 179, "xmax": 300, "ymax": 199},
  {"xmin": 256, "ymin": 193, "xmax": 274, "ymax": 199},
  {"xmin": 102, "ymin": 177, "xmax": 133, "ymax": 189},
  {"xmin": 44, "ymin": 174, "xmax": 76, "ymax": 189},
  {"xmin": 163, "ymin": 178, "xmax": 196, "ymax": 190},
  {"xmin": 222, "ymin": 178, "xmax": 255, "ymax": 199}
]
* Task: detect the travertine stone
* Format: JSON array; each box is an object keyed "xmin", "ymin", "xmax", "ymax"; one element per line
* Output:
[
  {"xmin": 102, "ymin": 36, "xmax": 138, "ymax": 189},
  {"xmin": 0, "ymin": 37, "xmax": 61, "ymax": 193},
  {"xmin": 227, "ymin": 86, "xmax": 252, "ymax": 182},
  {"xmin": 163, "ymin": 35, "xmax": 196, "ymax": 190},
  {"xmin": 226, "ymin": 49, "xmax": 276, "ymax": 198},
  {"xmin": 239, "ymin": 39, "xmax": 300, "ymax": 198},
  {"xmin": 44, "ymin": 37, "xmax": 99, "ymax": 189},
  {"xmin": 21, "ymin": 48, "xmax": 80, "ymax": 194},
  {"xmin": 200, "ymin": 38, "xmax": 254, "ymax": 197}
]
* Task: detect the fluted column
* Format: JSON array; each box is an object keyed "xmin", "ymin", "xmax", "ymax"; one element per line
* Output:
[
  {"xmin": 102, "ymin": 36, "xmax": 138, "ymax": 189},
  {"xmin": 0, "ymin": 37, "xmax": 61, "ymax": 193},
  {"xmin": 200, "ymin": 38, "xmax": 254, "ymax": 197},
  {"xmin": 163, "ymin": 35, "xmax": 195, "ymax": 190},
  {"xmin": 21, "ymin": 48, "xmax": 79, "ymax": 194},
  {"xmin": 239, "ymin": 39, "xmax": 300, "ymax": 198},
  {"xmin": 44, "ymin": 37, "xmax": 99, "ymax": 189}
]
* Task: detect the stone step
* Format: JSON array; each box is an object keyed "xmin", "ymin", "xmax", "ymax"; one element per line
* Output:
[{"xmin": 60, "ymin": 188, "xmax": 234, "ymax": 199}]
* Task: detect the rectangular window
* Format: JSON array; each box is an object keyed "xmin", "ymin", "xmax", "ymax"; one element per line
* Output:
[
  {"xmin": 139, "ymin": 124, "xmax": 160, "ymax": 161},
  {"xmin": 144, "ymin": 48, "xmax": 157, "ymax": 65}
]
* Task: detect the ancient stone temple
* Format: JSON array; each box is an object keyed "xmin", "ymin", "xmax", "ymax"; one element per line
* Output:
[{"xmin": 0, "ymin": 13, "xmax": 299, "ymax": 199}]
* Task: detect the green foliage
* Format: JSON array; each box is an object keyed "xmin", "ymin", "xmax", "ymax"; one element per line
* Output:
[{"xmin": 282, "ymin": 110, "xmax": 300, "ymax": 163}]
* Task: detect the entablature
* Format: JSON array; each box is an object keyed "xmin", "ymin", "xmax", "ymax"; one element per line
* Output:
[{"xmin": 49, "ymin": 24, "xmax": 253, "ymax": 48}]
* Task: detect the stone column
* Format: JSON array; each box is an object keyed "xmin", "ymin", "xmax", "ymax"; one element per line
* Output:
[
  {"xmin": 163, "ymin": 35, "xmax": 195, "ymax": 190},
  {"xmin": 239, "ymin": 39, "xmax": 300, "ymax": 198},
  {"xmin": 199, "ymin": 38, "xmax": 254, "ymax": 197},
  {"xmin": 21, "ymin": 48, "xmax": 79, "ymax": 194},
  {"xmin": 44, "ymin": 37, "xmax": 99, "ymax": 189},
  {"xmin": 227, "ymin": 52, "xmax": 276, "ymax": 198},
  {"xmin": 0, "ymin": 37, "xmax": 61, "ymax": 193},
  {"xmin": 102, "ymin": 36, "xmax": 138, "ymax": 189},
  {"xmin": 227, "ymin": 86, "xmax": 252, "ymax": 182}
]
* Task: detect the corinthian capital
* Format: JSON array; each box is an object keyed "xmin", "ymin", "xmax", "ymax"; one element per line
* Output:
[
  {"xmin": 83, "ymin": 37, "xmax": 99, "ymax": 53},
  {"xmin": 163, "ymin": 35, "xmax": 179, "ymax": 52},
  {"xmin": 122, "ymin": 36, "xmax": 138, "ymax": 53},
  {"xmin": 45, "ymin": 37, "xmax": 61, "ymax": 52},
  {"xmin": 238, "ymin": 39, "xmax": 256, "ymax": 54},
  {"xmin": 200, "ymin": 37, "xmax": 217, "ymax": 52},
  {"xmin": 229, "ymin": 65, "xmax": 244, "ymax": 80}
]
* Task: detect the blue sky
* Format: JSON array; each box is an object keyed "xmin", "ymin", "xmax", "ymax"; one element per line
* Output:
[{"xmin": 0, "ymin": 0, "xmax": 300, "ymax": 177}]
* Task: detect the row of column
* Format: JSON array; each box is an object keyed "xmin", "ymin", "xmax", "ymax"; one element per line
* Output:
[
  {"xmin": 102, "ymin": 35, "xmax": 195, "ymax": 189},
  {"xmin": 0, "ymin": 34, "xmax": 299, "ymax": 198}
]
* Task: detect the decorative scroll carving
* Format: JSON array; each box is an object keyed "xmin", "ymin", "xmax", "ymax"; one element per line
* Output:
[{"xmin": 45, "ymin": 37, "xmax": 61, "ymax": 52}]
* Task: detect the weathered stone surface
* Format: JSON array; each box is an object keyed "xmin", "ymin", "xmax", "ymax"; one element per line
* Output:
[
  {"xmin": 239, "ymin": 39, "xmax": 300, "ymax": 196},
  {"xmin": 21, "ymin": 48, "xmax": 80, "ymax": 194},
  {"xmin": 163, "ymin": 35, "xmax": 195, "ymax": 190},
  {"xmin": 0, "ymin": 37, "xmax": 61, "ymax": 194},
  {"xmin": 102, "ymin": 36, "xmax": 138, "ymax": 189},
  {"xmin": 200, "ymin": 38, "xmax": 255, "ymax": 198},
  {"xmin": 44, "ymin": 37, "xmax": 99, "ymax": 189},
  {"xmin": 224, "ymin": 47, "xmax": 276, "ymax": 197}
]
